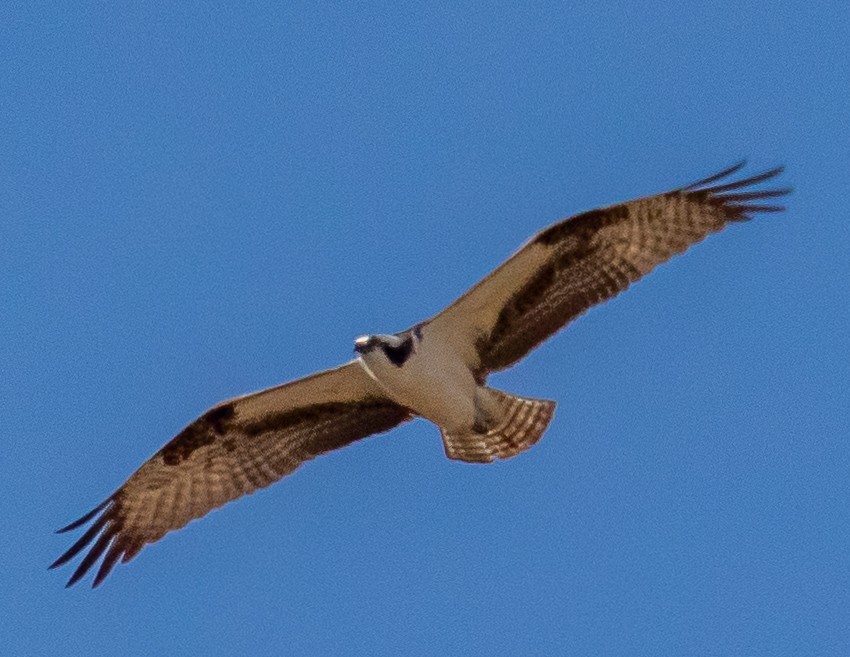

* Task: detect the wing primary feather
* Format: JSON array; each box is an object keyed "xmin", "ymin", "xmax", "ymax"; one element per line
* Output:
[
  {"xmin": 724, "ymin": 204, "xmax": 786, "ymax": 214},
  {"xmin": 121, "ymin": 539, "xmax": 145, "ymax": 564},
  {"xmin": 55, "ymin": 499, "xmax": 110, "ymax": 534},
  {"xmin": 49, "ymin": 513, "xmax": 109, "ymax": 569},
  {"xmin": 693, "ymin": 166, "xmax": 785, "ymax": 194},
  {"xmin": 449, "ymin": 161, "xmax": 789, "ymax": 376},
  {"xmin": 65, "ymin": 532, "xmax": 114, "ymax": 588},
  {"xmin": 682, "ymin": 160, "xmax": 747, "ymax": 190},
  {"xmin": 716, "ymin": 189, "xmax": 792, "ymax": 202},
  {"xmin": 53, "ymin": 362, "xmax": 409, "ymax": 587},
  {"xmin": 92, "ymin": 540, "xmax": 126, "ymax": 588}
]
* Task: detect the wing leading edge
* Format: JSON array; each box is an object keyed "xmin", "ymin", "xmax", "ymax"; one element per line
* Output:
[{"xmin": 51, "ymin": 361, "xmax": 411, "ymax": 587}]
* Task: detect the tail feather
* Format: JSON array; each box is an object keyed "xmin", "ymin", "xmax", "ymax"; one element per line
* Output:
[{"xmin": 441, "ymin": 389, "xmax": 556, "ymax": 463}]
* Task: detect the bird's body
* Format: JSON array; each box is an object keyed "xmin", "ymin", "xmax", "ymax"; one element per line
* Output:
[
  {"xmin": 52, "ymin": 161, "xmax": 790, "ymax": 587},
  {"xmin": 355, "ymin": 330, "xmax": 479, "ymax": 434}
]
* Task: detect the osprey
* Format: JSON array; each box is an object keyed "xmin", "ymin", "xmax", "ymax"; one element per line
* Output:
[{"xmin": 52, "ymin": 162, "xmax": 789, "ymax": 587}]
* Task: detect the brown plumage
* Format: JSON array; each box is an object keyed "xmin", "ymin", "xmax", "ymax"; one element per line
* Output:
[
  {"xmin": 51, "ymin": 362, "xmax": 411, "ymax": 587},
  {"xmin": 426, "ymin": 161, "xmax": 789, "ymax": 377},
  {"xmin": 53, "ymin": 161, "xmax": 789, "ymax": 587},
  {"xmin": 440, "ymin": 390, "xmax": 556, "ymax": 463}
]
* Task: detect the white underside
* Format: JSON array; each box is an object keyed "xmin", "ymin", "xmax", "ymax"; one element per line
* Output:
[{"xmin": 356, "ymin": 334, "xmax": 479, "ymax": 433}]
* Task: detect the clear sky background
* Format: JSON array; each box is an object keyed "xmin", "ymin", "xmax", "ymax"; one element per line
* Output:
[{"xmin": 3, "ymin": 2, "xmax": 848, "ymax": 655}]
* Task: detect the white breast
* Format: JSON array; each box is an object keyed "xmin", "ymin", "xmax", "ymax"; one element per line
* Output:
[{"xmin": 357, "ymin": 331, "xmax": 479, "ymax": 432}]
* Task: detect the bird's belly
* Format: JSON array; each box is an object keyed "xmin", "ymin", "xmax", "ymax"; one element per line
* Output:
[{"xmin": 360, "ymin": 350, "xmax": 477, "ymax": 432}]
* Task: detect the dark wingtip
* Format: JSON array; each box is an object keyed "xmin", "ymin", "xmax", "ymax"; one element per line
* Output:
[
  {"xmin": 50, "ymin": 514, "xmax": 109, "ymax": 571},
  {"xmin": 703, "ymin": 165, "xmax": 786, "ymax": 194},
  {"xmin": 52, "ymin": 496, "xmax": 128, "ymax": 588},
  {"xmin": 56, "ymin": 499, "xmax": 109, "ymax": 534},
  {"xmin": 91, "ymin": 542, "xmax": 124, "ymax": 588},
  {"xmin": 683, "ymin": 160, "xmax": 747, "ymax": 190},
  {"xmin": 727, "ymin": 204, "xmax": 787, "ymax": 213},
  {"xmin": 682, "ymin": 162, "xmax": 790, "ymax": 221},
  {"xmin": 64, "ymin": 532, "xmax": 113, "ymax": 588},
  {"xmin": 717, "ymin": 188, "xmax": 792, "ymax": 202},
  {"xmin": 65, "ymin": 575, "xmax": 84, "ymax": 588},
  {"xmin": 65, "ymin": 568, "xmax": 85, "ymax": 588}
]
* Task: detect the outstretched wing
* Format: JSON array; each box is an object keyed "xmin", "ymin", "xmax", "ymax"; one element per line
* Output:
[
  {"xmin": 424, "ymin": 162, "xmax": 790, "ymax": 378},
  {"xmin": 51, "ymin": 360, "xmax": 411, "ymax": 587}
]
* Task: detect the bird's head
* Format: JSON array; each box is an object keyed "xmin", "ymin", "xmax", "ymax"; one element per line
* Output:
[
  {"xmin": 354, "ymin": 334, "xmax": 412, "ymax": 365},
  {"xmin": 354, "ymin": 334, "xmax": 402, "ymax": 353},
  {"xmin": 353, "ymin": 334, "xmax": 381, "ymax": 354}
]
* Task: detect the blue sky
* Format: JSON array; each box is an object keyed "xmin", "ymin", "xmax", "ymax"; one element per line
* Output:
[{"xmin": 3, "ymin": 2, "xmax": 848, "ymax": 655}]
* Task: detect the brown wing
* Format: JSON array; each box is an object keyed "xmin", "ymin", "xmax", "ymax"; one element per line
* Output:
[
  {"xmin": 51, "ymin": 360, "xmax": 411, "ymax": 588},
  {"xmin": 424, "ymin": 162, "xmax": 790, "ymax": 378}
]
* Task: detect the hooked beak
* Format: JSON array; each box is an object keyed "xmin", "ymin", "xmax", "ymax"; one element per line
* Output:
[{"xmin": 354, "ymin": 336, "xmax": 373, "ymax": 354}]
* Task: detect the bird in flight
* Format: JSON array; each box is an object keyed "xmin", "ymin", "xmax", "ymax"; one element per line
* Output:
[{"xmin": 52, "ymin": 161, "xmax": 789, "ymax": 587}]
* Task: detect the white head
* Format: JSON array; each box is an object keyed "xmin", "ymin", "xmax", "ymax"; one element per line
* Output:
[{"xmin": 353, "ymin": 334, "xmax": 414, "ymax": 366}]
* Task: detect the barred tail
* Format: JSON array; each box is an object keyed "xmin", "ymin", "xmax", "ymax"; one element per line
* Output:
[{"xmin": 441, "ymin": 389, "xmax": 556, "ymax": 463}]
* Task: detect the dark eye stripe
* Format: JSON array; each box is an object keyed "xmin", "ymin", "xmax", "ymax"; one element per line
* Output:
[{"xmin": 382, "ymin": 337, "xmax": 414, "ymax": 367}]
